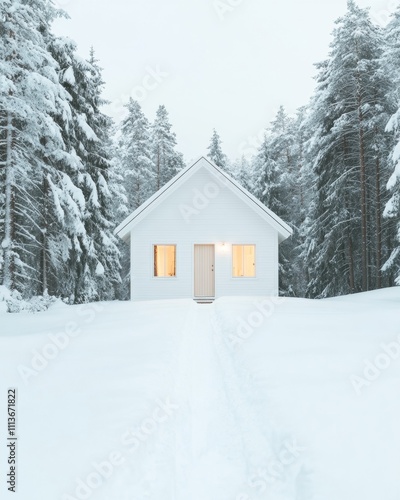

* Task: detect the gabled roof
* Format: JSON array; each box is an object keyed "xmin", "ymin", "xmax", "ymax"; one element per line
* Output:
[{"xmin": 114, "ymin": 156, "xmax": 293, "ymax": 243}]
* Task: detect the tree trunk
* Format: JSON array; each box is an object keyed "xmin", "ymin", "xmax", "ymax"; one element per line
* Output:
[
  {"xmin": 157, "ymin": 148, "xmax": 161, "ymax": 190},
  {"xmin": 298, "ymin": 141, "xmax": 305, "ymax": 214},
  {"xmin": 41, "ymin": 175, "xmax": 48, "ymax": 295},
  {"xmin": 343, "ymin": 136, "xmax": 355, "ymax": 292},
  {"xmin": 348, "ymin": 234, "xmax": 355, "ymax": 292},
  {"xmin": 375, "ymin": 156, "xmax": 382, "ymax": 288},
  {"xmin": 354, "ymin": 36, "xmax": 369, "ymax": 292},
  {"xmin": 357, "ymin": 90, "xmax": 368, "ymax": 292},
  {"xmin": 3, "ymin": 112, "xmax": 15, "ymax": 290},
  {"xmin": 3, "ymin": 15, "xmax": 17, "ymax": 291}
]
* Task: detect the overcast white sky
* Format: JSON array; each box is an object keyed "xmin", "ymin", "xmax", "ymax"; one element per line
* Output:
[{"xmin": 53, "ymin": 0, "xmax": 395, "ymax": 162}]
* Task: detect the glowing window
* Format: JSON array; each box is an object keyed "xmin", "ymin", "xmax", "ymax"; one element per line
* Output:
[
  {"xmin": 154, "ymin": 245, "xmax": 176, "ymax": 277},
  {"xmin": 232, "ymin": 245, "xmax": 256, "ymax": 277}
]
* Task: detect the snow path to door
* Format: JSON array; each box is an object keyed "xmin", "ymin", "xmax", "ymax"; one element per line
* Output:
[{"xmin": 170, "ymin": 303, "xmax": 299, "ymax": 500}]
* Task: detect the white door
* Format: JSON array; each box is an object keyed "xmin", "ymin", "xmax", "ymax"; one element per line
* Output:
[{"xmin": 194, "ymin": 244, "xmax": 215, "ymax": 298}]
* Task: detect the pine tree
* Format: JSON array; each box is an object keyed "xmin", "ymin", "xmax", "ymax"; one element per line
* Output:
[
  {"xmin": 0, "ymin": 0, "xmax": 71, "ymax": 295},
  {"xmin": 252, "ymin": 134, "xmax": 284, "ymax": 215},
  {"xmin": 252, "ymin": 108, "xmax": 294, "ymax": 214},
  {"xmin": 383, "ymin": 141, "xmax": 400, "ymax": 284},
  {"xmin": 251, "ymin": 107, "xmax": 308, "ymax": 295},
  {"xmin": 55, "ymin": 43, "xmax": 122, "ymax": 302},
  {"xmin": 207, "ymin": 129, "xmax": 228, "ymax": 170},
  {"xmin": 45, "ymin": 35, "xmax": 92, "ymax": 301},
  {"xmin": 80, "ymin": 48, "xmax": 122, "ymax": 301},
  {"xmin": 106, "ymin": 127, "xmax": 130, "ymax": 300},
  {"xmin": 231, "ymin": 155, "xmax": 254, "ymax": 192},
  {"xmin": 117, "ymin": 99, "xmax": 154, "ymax": 211},
  {"xmin": 382, "ymin": 7, "xmax": 400, "ymax": 285},
  {"xmin": 303, "ymin": 1, "xmax": 394, "ymax": 297},
  {"xmin": 288, "ymin": 106, "xmax": 314, "ymax": 295},
  {"xmin": 151, "ymin": 105, "xmax": 184, "ymax": 191}
]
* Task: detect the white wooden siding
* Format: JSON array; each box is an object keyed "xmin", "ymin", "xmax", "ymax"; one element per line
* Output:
[{"xmin": 130, "ymin": 164, "xmax": 279, "ymax": 301}]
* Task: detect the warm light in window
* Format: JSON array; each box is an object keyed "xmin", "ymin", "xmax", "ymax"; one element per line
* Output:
[
  {"xmin": 154, "ymin": 245, "xmax": 176, "ymax": 277},
  {"xmin": 232, "ymin": 245, "xmax": 256, "ymax": 277}
]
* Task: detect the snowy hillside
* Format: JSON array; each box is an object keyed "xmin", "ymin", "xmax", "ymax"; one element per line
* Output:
[{"xmin": 1, "ymin": 288, "xmax": 399, "ymax": 500}]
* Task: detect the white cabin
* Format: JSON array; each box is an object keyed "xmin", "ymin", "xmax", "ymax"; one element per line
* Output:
[{"xmin": 115, "ymin": 157, "xmax": 292, "ymax": 301}]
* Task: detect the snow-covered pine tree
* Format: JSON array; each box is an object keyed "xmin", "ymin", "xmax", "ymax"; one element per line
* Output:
[
  {"xmin": 383, "ymin": 122, "xmax": 400, "ymax": 284},
  {"xmin": 288, "ymin": 106, "xmax": 314, "ymax": 295},
  {"xmin": 108, "ymin": 137, "xmax": 129, "ymax": 227},
  {"xmin": 382, "ymin": 7, "xmax": 400, "ymax": 285},
  {"xmin": 207, "ymin": 129, "xmax": 228, "ymax": 171},
  {"xmin": 45, "ymin": 36, "xmax": 92, "ymax": 301},
  {"xmin": 117, "ymin": 99, "xmax": 154, "ymax": 211},
  {"xmin": 151, "ymin": 105, "xmax": 184, "ymax": 191},
  {"xmin": 113, "ymin": 98, "xmax": 157, "ymax": 301},
  {"xmin": 0, "ymin": 0, "xmax": 72, "ymax": 296},
  {"xmin": 107, "ymin": 132, "xmax": 130, "ymax": 300},
  {"xmin": 231, "ymin": 155, "xmax": 254, "ymax": 192},
  {"xmin": 58, "ymin": 44, "xmax": 121, "ymax": 302},
  {"xmin": 252, "ymin": 134, "xmax": 284, "ymax": 216},
  {"xmin": 251, "ymin": 106, "xmax": 309, "ymax": 296},
  {"xmin": 303, "ymin": 1, "xmax": 395, "ymax": 298},
  {"xmin": 383, "ymin": 150, "xmax": 400, "ymax": 284},
  {"xmin": 82, "ymin": 48, "xmax": 122, "ymax": 301},
  {"xmin": 252, "ymin": 108, "xmax": 293, "ymax": 213}
]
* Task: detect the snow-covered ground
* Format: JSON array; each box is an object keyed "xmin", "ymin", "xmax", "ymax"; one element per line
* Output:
[{"xmin": 0, "ymin": 288, "xmax": 399, "ymax": 500}]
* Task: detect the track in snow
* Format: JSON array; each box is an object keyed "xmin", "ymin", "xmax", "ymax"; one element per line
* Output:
[{"xmin": 170, "ymin": 303, "xmax": 303, "ymax": 500}]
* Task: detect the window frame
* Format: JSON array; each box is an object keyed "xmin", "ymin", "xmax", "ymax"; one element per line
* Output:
[
  {"xmin": 153, "ymin": 244, "xmax": 177, "ymax": 278},
  {"xmin": 232, "ymin": 244, "xmax": 256, "ymax": 278}
]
